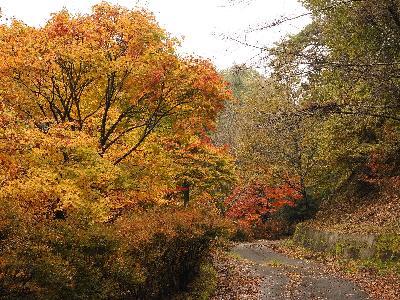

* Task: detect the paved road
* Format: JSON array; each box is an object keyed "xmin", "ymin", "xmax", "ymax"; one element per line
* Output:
[{"xmin": 232, "ymin": 241, "xmax": 369, "ymax": 300}]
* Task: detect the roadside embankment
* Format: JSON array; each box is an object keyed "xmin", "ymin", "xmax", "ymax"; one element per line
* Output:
[{"xmin": 293, "ymin": 223, "xmax": 400, "ymax": 261}]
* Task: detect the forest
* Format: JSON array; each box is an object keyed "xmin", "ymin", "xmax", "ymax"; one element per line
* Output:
[{"xmin": 0, "ymin": 0, "xmax": 399, "ymax": 299}]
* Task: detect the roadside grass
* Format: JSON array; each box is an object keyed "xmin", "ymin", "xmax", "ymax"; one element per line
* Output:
[
  {"xmin": 226, "ymin": 252, "xmax": 243, "ymax": 260},
  {"xmin": 263, "ymin": 259, "xmax": 284, "ymax": 268},
  {"xmin": 173, "ymin": 261, "xmax": 218, "ymax": 300}
]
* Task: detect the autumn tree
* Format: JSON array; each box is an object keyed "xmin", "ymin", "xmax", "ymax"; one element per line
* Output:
[
  {"xmin": 0, "ymin": 3, "xmax": 229, "ymax": 165},
  {"xmin": 0, "ymin": 3, "xmax": 235, "ymax": 298},
  {"xmin": 0, "ymin": 2, "xmax": 235, "ymax": 214}
]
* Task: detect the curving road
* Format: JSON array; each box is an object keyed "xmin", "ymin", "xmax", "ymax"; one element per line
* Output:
[{"xmin": 232, "ymin": 241, "xmax": 369, "ymax": 300}]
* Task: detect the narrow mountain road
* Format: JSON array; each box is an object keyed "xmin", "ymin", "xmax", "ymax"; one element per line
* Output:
[{"xmin": 229, "ymin": 241, "xmax": 369, "ymax": 300}]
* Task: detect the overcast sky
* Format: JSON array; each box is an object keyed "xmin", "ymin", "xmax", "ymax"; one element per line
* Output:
[{"xmin": 0, "ymin": 0, "xmax": 310, "ymax": 70}]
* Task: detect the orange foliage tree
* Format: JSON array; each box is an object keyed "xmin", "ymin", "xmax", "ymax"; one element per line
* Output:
[
  {"xmin": 0, "ymin": 3, "xmax": 234, "ymax": 217},
  {"xmin": 0, "ymin": 3, "xmax": 229, "ymax": 164},
  {"xmin": 224, "ymin": 181, "xmax": 302, "ymax": 231},
  {"xmin": 0, "ymin": 3, "xmax": 236, "ymax": 298}
]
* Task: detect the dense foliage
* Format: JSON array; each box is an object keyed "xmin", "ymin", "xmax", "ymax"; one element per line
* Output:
[
  {"xmin": 215, "ymin": 0, "xmax": 400, "ymax": 237},
  {"xmin": 1, "ymin": 0, "xmax": 400, "ymax": 296},
  {"xmin": 0, "ymin": 3, "xmax": 236, "ymax": 298}
]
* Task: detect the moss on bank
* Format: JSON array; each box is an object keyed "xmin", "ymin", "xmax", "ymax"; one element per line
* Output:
[{"xmin": 293, "ymin": 223, "xmax": 400, "ymax": 274}]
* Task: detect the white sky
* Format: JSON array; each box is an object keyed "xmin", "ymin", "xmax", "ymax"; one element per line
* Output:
[{"xmin": 0, "ymin": 0, "xmax": 310, "ymax": 70}]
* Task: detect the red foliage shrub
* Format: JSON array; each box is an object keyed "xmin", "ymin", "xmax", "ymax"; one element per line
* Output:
[{"xmin": 224, "ymin": 182, "xmax": 302, "ymax": 238}]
